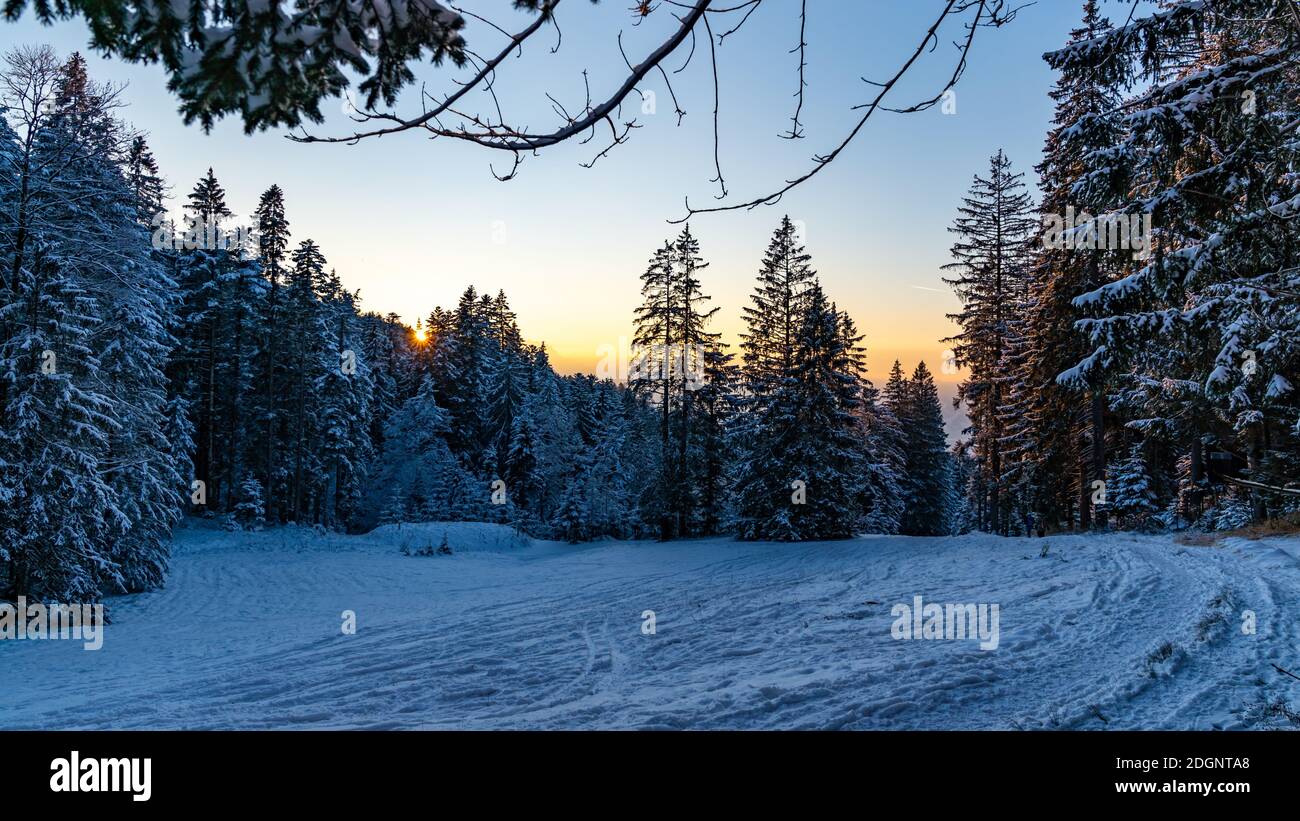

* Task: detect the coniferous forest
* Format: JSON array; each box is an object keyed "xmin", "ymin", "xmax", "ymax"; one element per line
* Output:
[
  {"xmin": 0, "ymin": 49, "xmax": 958, "ymax": 602},
  {"xmin": 4, "ymin": 0, "xmax": 1300, "ymax": 605},
  {"xmin": 6, "ymin": 0, "xmax": 1300, "ymax": 750}
]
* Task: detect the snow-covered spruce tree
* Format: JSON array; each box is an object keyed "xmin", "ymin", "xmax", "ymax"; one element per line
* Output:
[
  {"xmin": 879, "ymin": 360, "xmax": 915, "ymax": 520},
  {"xmin": 883, "ymin": 360, "xmax": 951, "ymax": 536},
  {"xmin": 942, "ymin": 150, "xmax": 1037, "ymax": 535},
  {"xmin": 841, "ymin": 314, "xmax": 903, "ymax": 535},
  {"xmin": 357, "ymin": 310, "xmax": 419, "ymax": 467},
  {"xmin": 281, "ymin": 238, "xmax": 331, "ymax": 522},
  {"xmin": 549, "ymin": 374, "xmax": 640, "ymax": 541},
  {"xmin": 629, "ymin": 225, "xmax": 721, "ymax": 539},
  {"xmin": 216, "ymin": 229, "xmax": 266, "ymax": 517},
  {"xmin": 124, "ymin": 135, "xmax": 164, "ymax": 224},
  {"xmin": 858, "ymin": 365, "xmax": 906, "ymax": 535},
  {"xmin": 365, "ymin": 375, "xmax": 457, "ymax": 525},
  {"xmin": 554, "ymin": 449, "xmax": 595, "ymax": 544},
  {"xmin": 521, "ymin": 345, "xmax": 582, "ymax": 528},
  {"xmin": 585, "ymin": 381, "xmax": 636, "ymax": 538},
  {"xmin": 669, "ymin": 225, "xmax": 722, "ymax": 537},
  {"xmin": 740, "ymin": 215, "xmax": 816, "ymax": 404},
  {"xmin": 11, "ymin": 0, "xmax": 475, "ymax": 132},
  {"xmin": 0, "ymin": 55, "xmax": 115, "ymax": 600},
  {"xmin": 734, "ymin": 215, "xmax": 819, "ymax": 537},
  {"xmin": 504, "ymin": 390, "xmax": 545, "ymax": 529},
  {"xmin": 438, "ymin": 285, "xmax": 492, "ymax": 460},
  {"xmin": 95, "ymin": 169, "xmax": 189, "ymax": 589},
  {"xmin": 620, "ymin": 382, "xmax": 665, "ymax": 540},
  {"xmin": 1050, "ymin": 0, "xmax": 1300, "ymax": 527},
  {"xmin": 734, "ymin": 282, "xmax": 865, "ymax": 541},
  {"xmin": 630, "ymin": 241, "xmax": 675, "ymax": 536},
  {"xmin": 948, "ymin": 440, "xmax": 978, "ymax": 535},
  {"xmin": 567, "ymin": 373, "xmax": 599, "ymax": 448},
  {"xmin": 316, "ymin": 271, "xmax": 374, "ymax": 530},
  {"xmin": 485, "ymin": 290, "xmax": 529, "ymax": 480},
  {"xmin": 252, "ymin": 183, "xmax": 290, "ymax": 523},
  {"xmin": 168, "ymin": 167, "xmax": 266, "ymax": 513},
  {"xmin": 0, "ymin": 50, "xmax": 183, "ymax": 598},
  {"xmin": 899, "ymin": 362, "xmax": 954, "ymax": 537},
  {"xmin": 691, "ymin": 340, "xmax": 740, "ymax": 536},
  {"xmin": 1021, "ymin": 0, "xmax": 1129, "ymax": 533},
  {"xmin": 1107, "ymin": 441, "xmax": 1158, "ymax": 531},
  {"xmin": 231, "ymin": 477, "xmax": 267, "ymax": 530},
  {"xmin": 994, "ymin": 275, "xmax": 1036, "ymax": 536}
]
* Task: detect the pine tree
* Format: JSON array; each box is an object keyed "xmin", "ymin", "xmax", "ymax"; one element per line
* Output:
[
  {"xmin": 631, "ymin": 240, "xmax": 675, "ymax": 536},
  {"xmin": 555, "ymin": 453, "xmax": 595, "ymax": 544},
  {"xmin": 1051, "ymin": 0, "xmax": 1300, "ymax": 527},
  {"xmin": 859, "ymin": 393, "xmax": 905, "ymax": 534},
  {"xmin": 942, "ymin": 150, "xmax": 1037, "ymax": 534},
  {"xmin": 365, "ymin": 375, "xmax": 457, "ymax": 528},
  {"xmin": 215, "ymin": 244, "xmax": 265, "ymax": 515},
  {"xmin": 995, "ymin": 281, "xmax": 1037, "ymax": 535},
  {"xmin": 898, "ymin": 362, "xmax": 953, "ymax": 536},
  {"xmin": 0, "ymin": 50, "xmax": 183, "ymax": 598},
  {"xmin": 232, "ymin": 478, "xmax": 267, "ymax": 530},
  {"xmin": 734, "ymin": 216, "xmax": 823, "ymax": 539},
  {"xmin": 171, "ymin": 167, "xmax": 245, "ymax": 508},
  {"xmin": 630, "ymin": 225, "xmax": 721, "ymax": 539},
  {"xmin": 317, "ymin": 273, "xmax": 374, "ymax": 529},
  {"xmin": 440, "ymin": 285, "xmax": 491, "ymax": 458},
  {"xmin": 486, "ymin": 290, "xmax": 529, "ymax": 477},
  {"xmin": 253, "ymin": 183, "xmax": 290, "ymax": 522},
  {"xmin": 505, "ymin": 395, "xmax": 544, "ymax": 520},
  {"xmin": 692, "ymin": 341, "xmax": 740, "ymax": 536},
  {"xmin": 1022, "ymin": 1, "xmax": 1126, "ymax": 532},
  {"xmin": 740, "ymin": 215, "xmax": 815, "ymax": 402},
  {"xmin": 735, "ymin": 282, "xmax": 865, "ymax": 540},
  {"xmin": 125, "ymin": 135, "xmax": 164, "ymax": 224},
  {"xmin": 283, "ymin": 238, "xmax": 330, "ymax": 521},
  {"xmin": 840, "ymin": 313, "xmax": 903, "ymax": 535},
  {"xmin": 1107, "ymin": 442, "xmax": 1158, "ymax": 531}
]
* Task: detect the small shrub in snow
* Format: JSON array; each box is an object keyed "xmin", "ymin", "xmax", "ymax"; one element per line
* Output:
[
  {"xmin": 1213, "ymin": 496, "xmax": 1253, "ymax": 532},
  {"xmin": 402, "ymin": 534, "xmax": 451, "ymax": 557},
  {"xmin": 1145, "ymin": 641, "xmax": 1184, "ymax": 678},
  {"xmin": 232, "ymin": 479, "xmax": 266, "ymax": 531}
]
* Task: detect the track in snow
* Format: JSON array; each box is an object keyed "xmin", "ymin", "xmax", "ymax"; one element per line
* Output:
[{"xmin": 3, "ymin": 521, "xmax": 1299, "ymax": 729}]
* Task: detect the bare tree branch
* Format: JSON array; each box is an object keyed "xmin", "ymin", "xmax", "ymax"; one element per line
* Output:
[
  {"xmin": 780, "ymin": 0, "xmax": 808, "ymax": 140},
  {"xmin": 671, "ymin": 0, "xmax": 998, "ymax": 222}
]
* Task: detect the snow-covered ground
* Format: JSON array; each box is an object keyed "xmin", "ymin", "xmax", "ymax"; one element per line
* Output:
[{"xmin": 4, "ymin": 521, "xmax": 1299, "ymax": 729}]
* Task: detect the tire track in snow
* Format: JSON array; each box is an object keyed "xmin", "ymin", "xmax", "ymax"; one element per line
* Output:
[{"xmin": 5, "ymin": 526, "xmax": 1299, "ymax": 729}]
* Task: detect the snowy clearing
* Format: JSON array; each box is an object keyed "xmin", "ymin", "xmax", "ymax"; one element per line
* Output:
[{"xmin": 3, "ymin": 522, "xmax": 1299, "ymax": 730}]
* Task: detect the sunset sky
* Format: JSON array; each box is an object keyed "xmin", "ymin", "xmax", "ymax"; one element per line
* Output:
[{"xmin": 6, "ymin": 1, "xmax": 1092, "ymax": 433}]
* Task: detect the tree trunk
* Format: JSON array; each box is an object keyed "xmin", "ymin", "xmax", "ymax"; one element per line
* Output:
[
  {"xmin": 1078, "ymin": 430, "xmax": 1091, "ymax": 531},
  {"xmin": 1189, "ymin": 436, "xmax": 1204, "ymax": 523},
  {"xmin": 1091, "ymin": 390, "xmax": 1106, "ymax": 529},
  {"xmin": 264, "ymin": 272, "xmax": 279, "ymax": 523},
  {"xmin": 1247, "ymin": 423, "xmax": 1265, "ymax": 522}
]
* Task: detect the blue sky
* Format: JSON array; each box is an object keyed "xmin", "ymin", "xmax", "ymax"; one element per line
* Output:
[{"xmin": 3, "ymin": 0, "xmax": 1101, "ymax": 430}]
